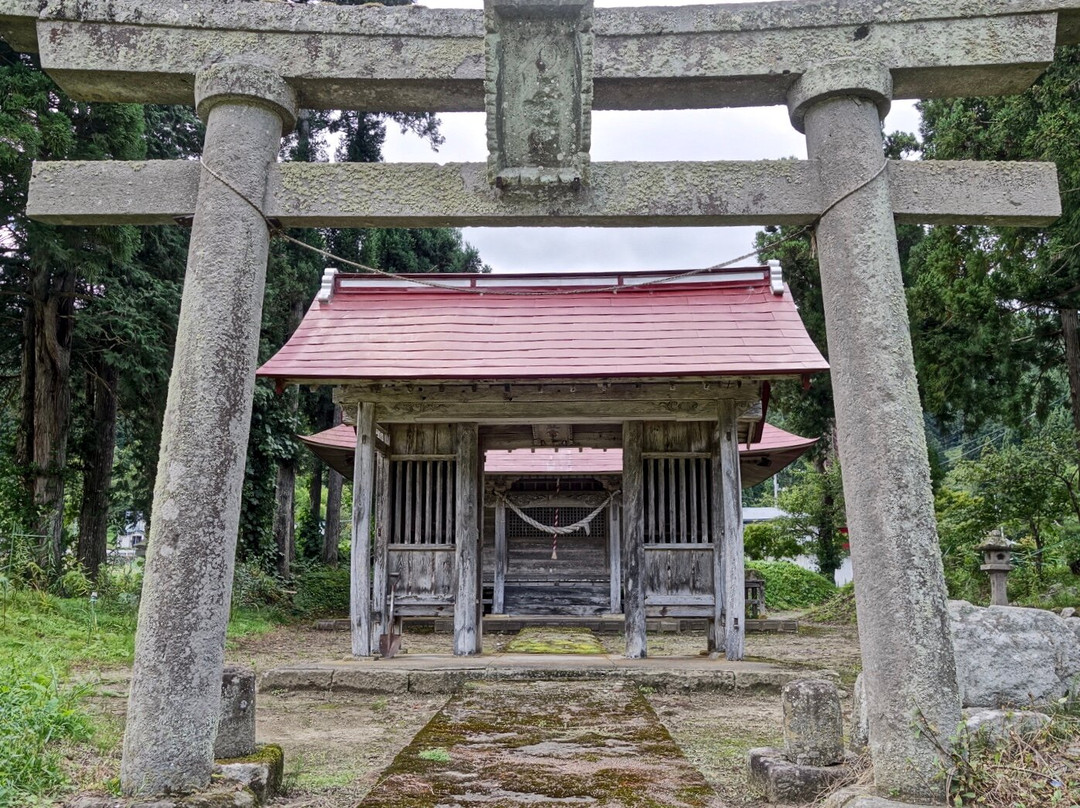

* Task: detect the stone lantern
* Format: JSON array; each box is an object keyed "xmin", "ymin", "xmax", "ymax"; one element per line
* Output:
[{"xmin": 979, "ymin": 530, "xmax": 1013, "ymax": 607}]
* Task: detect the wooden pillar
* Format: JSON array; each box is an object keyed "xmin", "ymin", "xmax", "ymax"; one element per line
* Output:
[
  {"xmin": 608, "ymin": 495, "xmax": 622, "ymax": 613},
  {"xmin": 494, "ymin": 497, "xmax": 507, "ymax": 614},
  {"xmin": 622, "ymin": 421, "xmax": 647, "ymax": 658},
  {"xmin": 372, "ymin": 449, "xmax": 390, "ymax": 643},
  {"xmin": 454, "ymin": 423, "xmax": 481, "ymax": 655},
  {"xmin": 350, "ymin": 402, "xmax": 376, "ymax": 657},
  {"xmin": 719, "ymin": 400, "xmax": 745, "ymax": 660},
  {"xmin": 709, "ymin": 417, "xmax": 725, "ymax": 654},
  {"xmin": 475, "ymin": 446, "xmax": 485, "ymax": 653}
]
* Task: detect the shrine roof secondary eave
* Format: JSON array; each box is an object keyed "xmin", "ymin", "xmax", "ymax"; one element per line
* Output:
[{"xmin": 257, "ymin": 265, "xmax": 829, "ymax": 386}]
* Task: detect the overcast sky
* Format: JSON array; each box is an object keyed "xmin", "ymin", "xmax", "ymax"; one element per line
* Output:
[{"xmin": 380, "ymin": 0, "xmax": 922, "ymax": 274}]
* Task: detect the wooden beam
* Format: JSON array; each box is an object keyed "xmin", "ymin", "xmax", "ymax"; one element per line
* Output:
[
  {"xmin": 719, "ymin": 400, "xmax": 745, "ymax": 661},
  {"xmin": 622, "ymin": 421, "xmax": 647, "ymax": 659},
  {"xmin": 709, "ymin": 417, "xmax": 725, "ymax": 655},
  {"xmin": 493, "ymin": 498, "xmax": 507, "ymax": 614},
  {"xmin": 372, "ymin": 398, "xmax": 761, "ymax": 425},
  {"xmin": 474, "ymin": 446, "xmax": 485, "ymax": 653},
  {"xmin": 481, "ymin": 423, "xmax": 624, "ymax": 450},
  {"xmin": 372, "ymin": 449, "xmax": 390, "ymax": 644},
  {"xmin": 453, "ymin": 422, "xmax": 480, "ymax": 656},
  {"xmin": 609, "ymin": 496, "xmax": 622, "ymax": 614},
  {"xmin": 349, "ymin": 402, "xmax": 375, "ymax": 657},
  {"xmin": 29, "ymin": 159, "xmax": 1061, "ymax": 229}
]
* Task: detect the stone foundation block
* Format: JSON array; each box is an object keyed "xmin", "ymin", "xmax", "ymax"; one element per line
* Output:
[
  {"xmin": 748, "ymin": 747, "xmax": 855, "ymax": 804},
  {"xmin": 259, "ymin": 667, "xmax": 333, "ymax": 693},
  {"xmin": 66, "ymin": 784, "xmax": 257, "ymax": 808},
  {"xmin": 214, "ymin": 667, "xmax": 256, "ymax": 759},
  {"xmin": 407, "ymin": 670, "xmax": 469, "ymax": 694},
  {"xmin": 331, "ymin": 667, "xmax": 410, "ymax": 695},
  {"xmin": 213, "ymin": 744, "xmax": 284, "ymax": 806}
]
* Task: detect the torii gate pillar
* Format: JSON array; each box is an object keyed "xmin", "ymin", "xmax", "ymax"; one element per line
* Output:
[
  {"xmin": 121, "ymin": 63, "xmax": 297, "ymax": 796},
  {"xmin": 789, "ymin": 61, "xmax": 961, "ymax": 801}
]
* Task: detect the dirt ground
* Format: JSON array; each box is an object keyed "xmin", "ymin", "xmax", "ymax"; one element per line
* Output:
[{"xmin": 68, "ymin": 621, "xmax": 862, "ymax": 807}]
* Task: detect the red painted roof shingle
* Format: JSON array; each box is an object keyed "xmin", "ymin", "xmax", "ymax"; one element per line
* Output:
[{"xmin": 258, "ymin": 268, "xmax": 828, "ymax": 382}]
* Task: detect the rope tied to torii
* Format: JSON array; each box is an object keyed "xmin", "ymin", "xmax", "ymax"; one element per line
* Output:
[{"xmin": 493, "ymin": 490, "xmax": 618, "ymax": 541}]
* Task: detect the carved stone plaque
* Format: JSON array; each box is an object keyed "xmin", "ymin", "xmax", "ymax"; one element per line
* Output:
[{"xmin": 484, "ymin": 0, "xmax": 593, "ymax": 191}]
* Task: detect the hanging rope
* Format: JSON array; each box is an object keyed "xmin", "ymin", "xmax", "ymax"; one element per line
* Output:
[
  {"xmin": 494, "ymin": 491, "xmax": 616, "ymax": 538},
  {"xmin": 551, "ymin": 477, "xmax": 561, "ymax": 560}
]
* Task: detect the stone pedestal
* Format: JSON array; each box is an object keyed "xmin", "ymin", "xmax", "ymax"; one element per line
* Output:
[
  {"xmin": 782, "ymin": 679, "xmax": 844, "ymax": 766},
  {"xmin": 749, "ymin": 678, "xmax": 854, "ymax": 803},
  {"xmin": 788, "ymin": 60, "xmax": 961, "ymax": 802},
  {"xmin": 120, "ymin": 62, "xmax": 297, "ymax": 797},
  {"xmin": 214, "ymin": 667, "xmax": 256, "ymax": 760}
]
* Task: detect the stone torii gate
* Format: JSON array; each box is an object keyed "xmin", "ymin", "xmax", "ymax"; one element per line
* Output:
[{"xmin": 2, "ymin": 0, "xmax": 1076, "ymax": 800}]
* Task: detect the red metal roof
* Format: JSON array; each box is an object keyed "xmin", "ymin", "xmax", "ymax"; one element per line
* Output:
[
  {"xmin": 301, "ymin": 423, "xmax": 816, "ymax": 486},
  {"xmin": 258, "ymin": 267, "xmax": 828, "ymax": 383}
]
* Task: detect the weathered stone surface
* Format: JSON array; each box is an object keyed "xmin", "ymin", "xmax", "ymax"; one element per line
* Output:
[
  {"xmin": 259, "ymin": 667, "xmax": 333, "ymax": 693},
  {"xmin": 782, "ymin": 678, "xmax": 844, "ymax": 766},
  {"xmin": 484, "ymin": 0, "xmax": 593, "ymax": 189},
  {"xmin": 950, "ymin": 600, "xmax": 1080, "ymax": 708},
  {"xmin": 820, "ymin": 785, "xmax": 928, "ymax": 808},
  {"xmin": 793, "ymin": 60, "xmax": 961, "ymax": 802},
  {"xmin": 748, "ymin": 747, "xmax": 855, "ymax": 804},
  {"xmin": 213, "ymin": 667, "xmax": 256, "ymax": 760},
  {"xmin": 963, "ymin": 708, "xmax": 1051, "ymax": 742},
  {"xmin": 65, "ymin": 785, "xmax": 257, "ymax": 808},
  {"xmin": 213, "ymin": 744, "xmax": 284, "ymax": 806},
  {"xmin": 28, "ymin": 159, "xmax": 1061, "ymax": 229},
  {"xmin": 330, "ymin": 667, "xmax": 409, "ymax": 695},
  {"xmin": 5, "ymin": 0, "xmax": 1057, "ymax": 110},
  {"xmin": 120, "ymin": 65, "xmax": 297, "ymax": 797},
  {"xmin": 849, "ymin": 673, "xmax": 869, "ymax": 754},
  {"xmin": 408, "ymin": 670, "xmax": 471, "ymax": 694}
]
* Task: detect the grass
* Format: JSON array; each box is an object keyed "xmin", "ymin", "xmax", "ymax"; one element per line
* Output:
[
  {"xmin": 941, "ymin": 705, "xmax": 1080, "ymax": 807},
  {"xmin": 803, "ymin": 582, "xmax": 857, "ymax": 625},
  {"xmin": 503, "ymin": 627, "xmax": 607, "ymax": 655},
  {"xmin": 0, "ymin": 586, "xmax": 288, "ymax": 806}
]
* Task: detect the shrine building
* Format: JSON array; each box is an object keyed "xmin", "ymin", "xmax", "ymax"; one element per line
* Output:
[{"xmin": 258, "ymin": 262, "xmax": 828, "ymax": 659}]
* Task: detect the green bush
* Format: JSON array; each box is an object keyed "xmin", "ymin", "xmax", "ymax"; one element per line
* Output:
[
  {"xmin": 231, "ymin": 560, "xmax": 290, "ymax": 611},
  {"xmin": 293, "ymin": 565, "xmax": 350, "ymax": 618},
  {"xmin": 747, "ymin": 560, "xmax": 836, "ymax": 611},
  {"xmin": 0, "ymin": 669, "xmax": 92, "ymax": 806}
]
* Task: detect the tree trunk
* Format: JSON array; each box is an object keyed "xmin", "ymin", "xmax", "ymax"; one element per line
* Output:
[
  {"xmin": 309, "ymin": 458, "xmax": 323, "ymax": 538},
  {"xmin": 323, "ymin": 467, "xmax": 343, "ymax": 565},
  {"xmin": 813, "ymin": 426, "xmax": 842, "ymax": 582},
  {"xmin": 272, "ymin": 458, "xmax": 296, "ymax": 577},
  {"xmin": 271, "ymin": 300, "xmax": 305, "ymax": 578},
  {"xmin": 322, "ymin": 403, "xmax": 343, "ymax": 565},
  {"xmin": 77, "ymin": 359, "xmax": 119, "ymax": 580},
  {"xmin": 18, "ymin": 265, "xmax": 76, "ymax": 572},
  {"xmin": 1062, "ymin": 307, "xmax": 1080, "ymax": 436}
]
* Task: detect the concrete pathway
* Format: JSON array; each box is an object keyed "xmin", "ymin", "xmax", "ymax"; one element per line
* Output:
[{"xmin": 356, "ymin": 679, "xmax": 722, "ymax": 807}]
